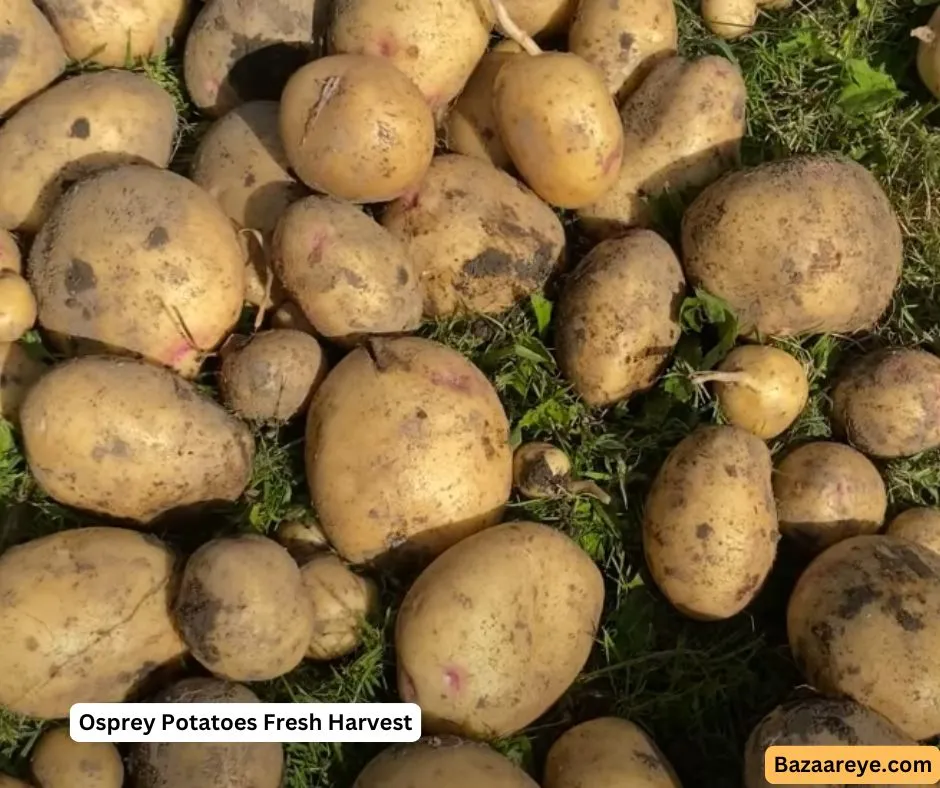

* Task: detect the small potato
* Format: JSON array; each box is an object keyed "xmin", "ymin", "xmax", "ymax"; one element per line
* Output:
[
  {"xmin": 280, "ymin": 55, "xmax": 435, "ymax": 203},
  {"xmin": 0, "ymin": 341, "xmax": 46, "ymax": 424},
  {"xmin": 704, "ymin": 0, "xmax": 793, "ymax": 40},
  {"xmin": 0, "ymin": 272, "xmax": 36, "ymax": 342},
  {"xmin": 512, "ymin": 442, "xmax": 611, "ymax": 503},
  {"xmin": 0, "ymin": 0, "xmax": 66, "ymax": 118},
  {"xmin": 498, "ymin": 0, "xmax": 577, "ymax": 36},
  {"xmin": 31, "ymin": 727, "xmax": 123, "ymax": 788},
  {"xmin": 643, "ymin": 425, "xmax": 780, "ymax": 620},
  {"xmin": 0, "ymin": 230, "xmax": 20, "ymax": 273},
  {"xmin": 773, "ymin": 442, "xmax": 887, "ymax": 553},
  {"xmin": 555, "ymin": 229, "xmax": 685, "ymax": 407},
  {"xmin": 916, "ymin": 7, "xmax": 940, "ymax": 99},
  {"xmin": 276, "ymin": 518, "xmax": 331, "ymax": 561},
  {"xmin": 175, "ymin": 534, "xmax": 315, "ymax": 682},
  {"xmin": 831, "ymin": 348, "xmax": 940, "ymax": 459},
  {"xmin": 886, "ymin": 508, "xmax": 940, "ymax": 556},
  {"xmin": 381, "ymin": 154, "xmax": 566, "ymax": 317},
  {"xmin": 269, "ymin": 301, "xmax": 317, "ymax": 335}
]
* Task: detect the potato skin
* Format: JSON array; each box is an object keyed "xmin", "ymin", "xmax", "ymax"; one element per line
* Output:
[
  {"xmin": 20, "ymin": 356, "xmax": 255, "ymax": 524},
  {"xmin": 395, "ymin": 521, "xmax": 604, "ymax": 738},
  {"xmin": 0, "ymin": 271, "xmax": 36, "ymax": 342},
  {"xmin": 702, "ymin": 0, "xmax": 757, "ymax": 39},
  {"xmin": 887, "ymin": 508, "xmax": 940, "ymax": 556},
  {"xmin": 0, "ymin": 341, "xmax": 46, "ymax": 424},
  {"xmin": 917, "ymin": 6, "xmax": 940, "ymax": 99},
  {"xmin": 381, "ymin": 154, "xmax": 566, "ymax": 317},
  {"xmin": 500, "ymin": 0, "xmax": 577, "ymax": 36},
  {"xmin": 0, "ymin": 526, "xmax": 186, "ymax": 719},
  {"xmin": 0, "ymin": 778, "xmax": 30, "ymax": 788},
  {"xmin": 0, "ymin": 230, "xmax": 20, "ymax": 273},
  {"xmin": 555, "ymin": 229, "xmax": 685, "ymax": 407},
  {"xmin": 0, "ymin": 0, "xmax": 66, "ymax": 118},
  {"xmin": 31, "ymin": 727, "xmax": 124, "ymax": 788},
  {"xmin": 643, "ymin": 425, "xmax": 780, "ymax": 620}
]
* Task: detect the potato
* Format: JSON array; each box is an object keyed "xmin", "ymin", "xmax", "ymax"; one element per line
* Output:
[
  {"xmin": 773, "ymin": 442, "xmax": 887, "ymax": 553},
  {"xmin": 27, "ymin": 164, "xmax": 245, "ymax": 378},
  {"xmin": 0, "ymin": 778, "xmax": 29, "ymax": 788},
  {"xmin": 175, "ymin": 534, "xmax": 314, "ymax": 681},
  {"xmin": 887, "ymin": 508, "xmax": 940, "ymax": 556},
  {"xmin": 831, "ymin": 348, "xmax": 940, "ymax": 459},
  {"xmin": 544, "ymin": 717, "xmax": 682, "ymax": 788},
  {"xmin": 395, "ymin": 521, "xmax": 604, "ymax": 738},
  {"xmin": 555, "ymin": 229, "xmax": 685, "ymax": 407},
  {"xmin": 129, "ymin": 678, "xmax": 284, "ymax": 788},
  {"xmin": 381, "ymin": 154, "xmax": 566, "ymax": 317},
  {"xmin": 643, "ymin": 425, "xmax": 779, "ymax": 620},
  {"xmin": 0, "ymin": 271, "xmax": 36, "ymax": 342},
  {"xmin": 269, "ymin": 301, "xmax": 317, "ymax": 335},
  {"xmin": 280, "ymin": 54, "xmax": 435, "ymax": 203},
  {"xmin": 578, "ymin": 55, "xmax": 745, "ymax": 238},
  {"xmin": 568, "ymin": 0, "xmax": 678, "ymax": 100},
  {"xmin": 0, "ymin": 341, "xmax": 46, "ymax": 424},
  {"xmin": 498, "ymin": 0, "xmax": 577, "ymax": 36},
  {"xmin": 0, "ymin": 0, "xmax": 66, "ymax": 118},
  {"xmin": 273, "ymin": 196, "xmax": 423, "ymax": 343},
  {"xmin": 0, "ymin": 230, "xmax": 20, "ymax": 273},
  {"xmin": 680, "ymin": 155, "xmax": 903, "ymax": 338},
  {"xmin": 354, "ymin": 737, "xmax": 538, "ymax": 788},
  {"xmin": 276, "ymin": 518, "xmax": 331, "ymax": 561},
  {"xmin": 916, "ymin": 7, "xmax": 940, "ymax": 99},
  {"xmin": 787, "ymin": 534, "xmax": 940, "ymax": 739},
  {"xmin": 703, "ymin": 0, "xmax": 793, "ymax": 40},
  {"xmin": 31, "ymin": 727, "xmax": 123, "ymax": 788},
  {"xmin": 20, "ymin": 356, "xmax": 255, "ymax": 524},
  {"xmin": 0, "ymin": 70, "xmax": 178, "ymax": 234},
  {"xmin": 512, "ymin": 442, "xmax": 611, "ymax": 503},
  {"xmin": 493, "ymin": 52, "xmax": 624, "ymax": 208},
  {"xmin": 0, "ymin": 526, "xmax": 186, "ymax": 719}
]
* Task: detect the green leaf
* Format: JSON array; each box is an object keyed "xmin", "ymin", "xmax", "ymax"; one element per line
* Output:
[
  {"xmin": 679, "ymin": 288, "xmax": 737, "ymax": 334},
  {"xmin": 0, "ymin": 420, "xmax": 12, "ymax": 455},
  {"xmin": 837, "ymin": 59, "xmax": 903, "ymax": 116},
  {"xmin": 529, "ymin": 293, "xmax": 553, "ymax": 336},
  {"xmin": 513, "ymin": 337, "xmax": 554, "ymax": 366},
  {"xmin": 855, "ymin": 0, "xmax": 871, "ymax": 15},
  {"xmin": 664, "ymin": 375, "xmax": 695, "ymax": 404}
]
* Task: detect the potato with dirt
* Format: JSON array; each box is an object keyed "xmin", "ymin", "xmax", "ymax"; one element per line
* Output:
[
  {"xmin": 512, "ymin": 442, "xmax": 611, "ymax": 503},
  {"xmin": 31, "ymin": 727, "xmax": 124, "ymax": 788},
  {"xmin": 0, "ymin": 341, "xmax": 46, "ymax": 424},
  {"xmin": 0, "ymin": 778, "xmax": 29, "ymax": 788},
  {"xmin": 0, "ymin": 272, "xmax": 36, "ymax": 342},
  {"xmin": 680, "ymin": 155, "xmax": 903, "ymax": 338},
  {"xmin": 0, "ymin": 231, "xmax": 20, "ymax": 273},
  {"xmin": 381, "ymin": 154, "xmax": 566, "ymax": 317},
  {"xmin": 269, "ymin": 301, "xmax": 317, "ymax": 335},
  {"xmin": 0, "ymin": 526, "xmax": 186, "ymax": 719},
  {"xmin": 276, "ymin": 518, "xmax": 330, "ymax": 561},
  {"xmin": 916, "ymin": 7, "xmax": 940, "ymax": 99},
  {"xmin": 395, "ymin": 521, "xmax": 604, "ymax": 738},
  {"xmin": 643, "ymin": 425, "xmax": 779, "ymax": 620},
  {"xmin": 0, "ymin": 0, "xmax": 66, "ymax": 118},
  {"xmin": 703, "ymin": 0, "xmax": 794, "ymax": 40},
  {"xmin": 555, "ymin": 229, "xmax": 685, "ymax": 407},
  {"xmin": 20, "ymin": 356, "xmax": 254, "ymax": 524},
  {"xmin": 887, "ymin": 508, "xmax": 940, "ymax": 556},
  {"xmin": 498, "ymin": 0, "xmax": 577, "ymax": 36}
]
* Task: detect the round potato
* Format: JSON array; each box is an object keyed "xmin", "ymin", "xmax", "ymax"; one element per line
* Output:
[
  {"xmin": 28, "ymin": 164, "xmax": 245, "ymax": 378},
  {"xmin": 31, "ymin": 727, "xmax": 123, "ymax": 788},
  {"xmin": 396, "ymin": 521, "xmax": 604, "ymax": 738},
  {"xmin": 886, "ymin": 508, "xmax": 940, "ymax": 556},
  {"xmin": 787, "ymin": 534, "xmax": 940, "ymax": 740},
  {"xmin": 680, "ymin": 155, "xmax": 902, "ymax": 338},
  {"xmin": 0, "ymin": 271, "xmax": 36, "ymax": 342},
  {"xmin": 917, "ymin": 7, "xmax": 940, "ymax": 99},
  {"xmin": 0, "ymin": 526, "xmax": 186, "ymax": 719},
  {"xmin": 512, "ymin": 442, "xmax": 612, "ymax": 503},
  {"xmin": 0, "ymin": 230, "xmax": 20, "ymax": 273},
  {"xmin": 643, "ymin": 425, "xmax": 780, "ymax": 620},
  {"xmin": 544, "ymin": 717, "xmax": 682, "ymax": 788},
  {"xmin": 0, "ymin": 341, "xmax": 46, "ymax": 424},
  {"xmin": 276, "ymin": 518, "xmax": 331, "ymax": 561},
  {"xmin": 175, "ymin": 534, "xmax": 315, "ymax": 682},
  {"xmin": 555, "ymin": 229, "xmax": 685, "ymax": 407},
  {"xmin": 0, "ymin": 0, "xmax": 66, "ymax": 118},
  {"xmin": 831, "ymin": 348, "xmax": 940, "ymax": 459},
  {"xmin": 381, "ymin": 154, "xmax": 566, "ymax": 317},
  {"xmin": 280, "ymin": 54, "xmax": 435, "ymax": 203},
  {"xmin": 702, "ymin": 0, "xmax": 755, "ymax": 39},
  {"xmin": 498, "ymin": 0, "xmax": 577, "ymax": 36},
  {"xmin": 20, "ymin": 356, "xmax": 255, "ymax": 524}
]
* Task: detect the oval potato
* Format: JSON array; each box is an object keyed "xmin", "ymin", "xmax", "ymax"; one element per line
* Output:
[
  {"xmin": 0, "ymin": 0, "xmax": 66, "ymax": 118},
  {"xmin": 31, "ymin": 727, "xmax": 124, "ymax": 788},
  {"xmin": 0, "ymin": 341, "xmax": 46, "ymax": 424},
  {"xmin": 886, "ymin": 508, "xmax": 940, "ymax": 556}
]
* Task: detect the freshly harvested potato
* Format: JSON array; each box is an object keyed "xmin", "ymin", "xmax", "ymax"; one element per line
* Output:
[
  {"xmin": 643, "ymin": 425, "xmax": 779, "ymax": 620},
  {"xmin": 306, "ymin": 337, "xmax": 512, "ymax": 565},
  {"xmin": 544, "ymin": 717, "xmax": 682, "ymax": 788},
  {"xmin": 831, "ymin": 348, "xmax": 940, "ymax": 458},
  {"xmin": 0, "ymin": 341, "xmax": 46, "ymax": 424},
  {"xmin": 276, "ymin": 518, "xmax": 331, "ymax": 561},
  {"xmin": 512, "ymin": 442, "xmax": 611, "ymax": 503},
  {"xmin": 680, "ymin": 155, "xmax": 903, "ymax": 337},
  {"xmin": 280, "ymin": 54, "xmax": 435, "ymax": 203},
  {"xmin": 130, "ymin": 678, "xmax": 284, "ymax": 788},
  {"xmin": 175, "ymin": 534, "xmax": 315, "ymax": 681},
  {"xmin": 774, "ymin": 442, "xmax": 887, "ymax": 553},
  {"xmin": 0, "ymin": 0, "xmax": 66, "ymax": 118},
  {"xmin": 0, "ymin": 230, "xmax": 20, "ymax": 273},
  {"xmin": 273, "ymin": 196, "xmax": 423, "ymax": 343},
  {"xmin": 887, "ymin": 508, "xmax": 940, "ymax": 556},
  {"xmin": 396, "ymin": 521, "xmax": 604, "ymax": 738},
  {"xmin": 0, "ymin": 272, "xmax": 36, "ymax": 342},
  {"xmin": 381, "ymin": 154, "xmax": 566, "ymax": 317},
  {"xmin": 0, "ymin": 70, "xmax": 178, "ymax": 234},
  {"xmin": 27, "ymin": 164, "xmax": 245, "ymax": 378},
  {"xmin": 703, "ymin": 0, "xmax": 793, "ymax": 40},
  {"xmin": 578, "ymin": 55, "xmax": 746, "ymax": 237},
  {"xmin": 493, "ymin": 52, "xmax": 624, "ymax": 208},
  {"xmin": 269, "ymin": 301, "xmax": 317, "ymax": 335},
  {"xmin": 787, "ymin": 534, "xmax": 940, "ymax": 739},
  {"xmin": 555, "ymin": 229, "xmax": 685, "ymax": 407},
  {"xmin": 498, "ymin": 0, "xmax": 577, "ymax": 36},
  {"xmin": 916, "ymin": 8, "xmax": 940, "ymax": 99},
  {"xmin": 31, "ymin": 727, "xmax": 123, "ymax": 788},
  {"xmin": 0, "ymin": 778, "xmax": 29, "ymax": 788},
  {"xmin": 20, "ymin": 356, "xmax": 255, "ymax": 524},
  {"xmin": 0, "ymin": 526, "xmax": 186, "ymax": 719}
]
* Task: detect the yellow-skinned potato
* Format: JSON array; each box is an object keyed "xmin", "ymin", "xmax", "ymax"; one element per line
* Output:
[
  {"xmin": 0, "ymin": 0, "xmax": 66, "ymax": 118},
  {"xmin": 0, "ymin": 230, "xmax": 20, "ymax": 273},
  {"xmin": 887, "ymin": 508, "xmax": 940, "ymax": 556},
  {"xmin": 20, "ymin": 356, "xmax": 255, "ymax": 524},
  {"xmin": 31, "ymin": 727, "xmax": 123, "ymax": 788},
  {"xmin": 0, "ymin": 526, "xmax": 186, "ymax": 719},
  {"xmin": 0, "ymin": 70, "xmax": 178, "ymax": 234},
  {"xmin": 555, "ymin": 229, "xmax": 685, "ymax": 407},
  {"xmin": 703, "ymin": 0, "xmax": 794, "ymax": 40},
  {"xmin": 276, "ymin": 518, "xmax": 331, "ymax": 561},
  {"xmin": 787, "ymin": 534, "xmax": 940, "ymax": 740},
  {"xmin": 544, "ymin": 717, "xmax": 682, "ymax": 788},
  {"xmin": 0, "ymin": 777, "xmax": 30, "ymax": 788},
  {"xmin": 494, "ymin": 52, "xmax": 623, "ymax": 209},
  {"xmin": 396, "ymin": 521, "xmax": 604, "ymax": 738},
  {"xmin": 0, "ymin": 272, "xmax": 36, "ymax": 342},
  {"xmin": 280, "ymin": 54, "xmax": 435, "ymax": 203},
  {"xmin": 499, "ymin": 0, "xmax": 577, "ymax": 36},
  {"xmin": 269, "ymin": 300, "xmax": 317, "ymax": 335},
  {"xmin": 643, "ymin": 425, "xmax": 779, "ymax": 620},
  {"xmin": 916, "ymin": 7, "xmax": 940, "ymax": 98},
  {"xmin": 0, "ymin": 341, "xmax": 46, "ymax": 424},
  {"xmin": 381, "ymin": 154, "xmax": 566, "ymax": 317}
]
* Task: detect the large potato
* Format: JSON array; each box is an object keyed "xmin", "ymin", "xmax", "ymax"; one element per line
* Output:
[
  {"xmin": 887, "ymin": 508, "xmax": 940, "ymax": 556},
  {"xmin": 0, "ymin": 341, "xmax": 46, "ymax": 424},
  {"xmin": 787, "ymin": 534, "xmax": 940, "ymax": 740},
  {"xmin": 20, "ymin": 356, "xmax": 255, "ymax": 524},
  {"xmin": 680, "ymin": 155, "xmax": 903, "ymax": 337},
  {"xmin": 0, "ymin": 230, "xmax": 20, "ymax": 273},
  {"xmin": 27, "ymin": 164, "xmax": 245, "ymax": 377},
  {"xmin": 0, "ymin": 0, "xmax": 66, "ymax": 118},
  {"xmin": 831, "ymin": 348, "xmax": 940, "ymax": 459},
  {"xmin": 0, "ymin": 526, "xmax": 186, "ymax": 719},
  {"xmin": 643, "ymin": 425, "xmax": 780, "ymax": 620},
  {"xmin": 306, "ymin": 337, "xmax": 512, "ymax": 565},
  {"xmin": 0, "ymin": 70, "xmax": 178, "ymax": 234},
  {"xmin": 381, "ymin": 154, "xmax": 566, "ymax": 317},
  {"xmin": 31, "ymin": 727, "xmax": 123, "ymax": 788},
  {"xmin": 555, "ymin": 229, "xmax": 685, "ymax": 407},
  {"xmin": 395, "ymin": 521, "xmax": 604, "ymax": 738}
]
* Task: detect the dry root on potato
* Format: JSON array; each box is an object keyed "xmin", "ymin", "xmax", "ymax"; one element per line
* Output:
[
  {"xmin": 512, "ymin": 442, "xmax": 611, "ymax": 504},
  {"xmin": 31, "ymin": 727, "xmax": 124, "ymax": 788},
  {"xmin": 886, "ymin": 508, "xmax": 940, "ymax": 557},
  {"xmin": 0, "ymin": 272, "xmax": 37, "ymax": 342},
  {"xmin": 0, "ymin": 341, "xmax": 47, "ymax": 425}
]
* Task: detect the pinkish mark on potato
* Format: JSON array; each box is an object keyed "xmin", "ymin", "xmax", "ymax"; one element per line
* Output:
[
  {"xmin": 442, "ymin": 665, "xmax": 465, "ymax": 694},
  {"xmin": 602, "ymin": 145, "xmax": 622, "ymax": 176},
  {"xmin": 429, "ymin": 369, "xmax": 474, "ymax": 393},
  {"xmin": 397, "ymin": 188, "xmax": 420, "ymax": 211},
  {"xmin": 167, "ymin": 340, "xmax": 196, "ymax": 367},
  {"xmin": 309, "ymin": 232, "xmax": 329, "ymax": 263},
  {"xmin": 399, "ymin": 670, "xmax": 416, "ymax": 702},
  {"xmin": 204, "ymin": 78, "xmax": 220, "ymax": 95},
  {"xmin": 370, "ymin": 33, "xmax": 399, "ymax": 58}
]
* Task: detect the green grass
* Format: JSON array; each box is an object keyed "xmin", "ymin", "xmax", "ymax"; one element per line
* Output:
[{"xmin": 2, "ymin": 0, "xmax": 940, "ymax": 785}]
